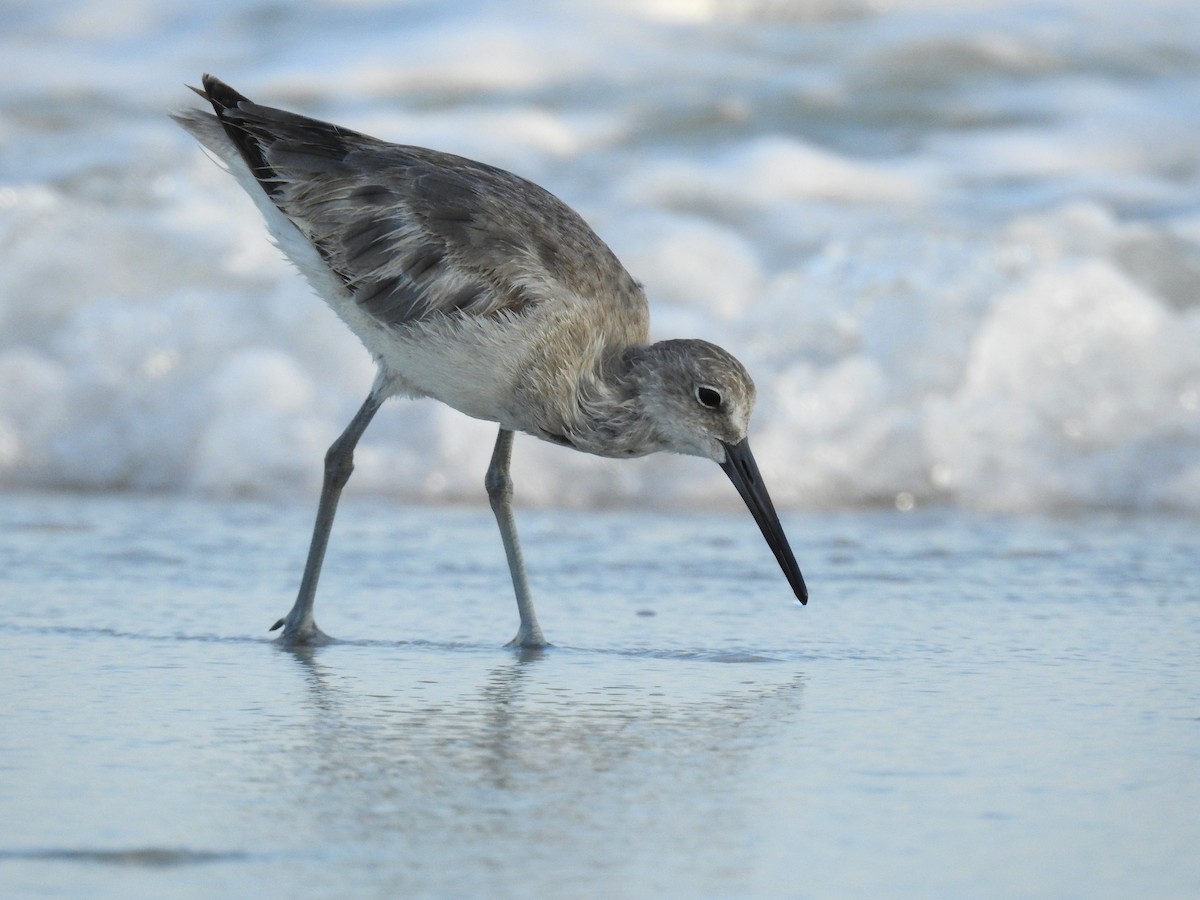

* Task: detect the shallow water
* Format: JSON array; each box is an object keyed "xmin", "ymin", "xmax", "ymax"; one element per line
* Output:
[{"xmin": 2, "ymin": 492, "xmax": 1197, "ymax": 897}]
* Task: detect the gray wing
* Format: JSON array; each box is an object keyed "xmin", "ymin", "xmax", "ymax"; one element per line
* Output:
[{"xmin": 193, "ymin": 75, "xmax": 645, "ymax": 328}]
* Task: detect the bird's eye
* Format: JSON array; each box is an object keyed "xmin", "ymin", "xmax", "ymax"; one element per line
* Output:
[{"xmin": 696, "ymin": 386, "xmax": 723, "ymax": 410}]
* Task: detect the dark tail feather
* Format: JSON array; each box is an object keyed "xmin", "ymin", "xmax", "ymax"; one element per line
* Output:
[
  {"xmin": 193, "ymin": 74, "xmax": 280, "ymax": 197},
  {"xmin": 199, "ymin": 73, "xmax": 253, "ymax": 116}
]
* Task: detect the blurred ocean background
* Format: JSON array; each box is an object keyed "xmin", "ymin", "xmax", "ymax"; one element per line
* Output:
[
  {"xmin": 2, "ymin": 1, "xmax": 1198, "ymax": 898},
  {"xmin": 3, "ymin": 0, "xmax": 1198, "ymax": 511}
]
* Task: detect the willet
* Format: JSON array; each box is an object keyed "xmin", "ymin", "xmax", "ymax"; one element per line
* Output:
[{"xmin": 174, "ymin": 75, "xmax": 807, "ymax": 648}]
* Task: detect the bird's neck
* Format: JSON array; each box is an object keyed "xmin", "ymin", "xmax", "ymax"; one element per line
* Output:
[{"xmin": 550, "ymin": 345, "xmax": 664, "ymax": 459}]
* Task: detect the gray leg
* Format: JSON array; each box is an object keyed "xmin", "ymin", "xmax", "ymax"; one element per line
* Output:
[
  {"xmin": 272, "ymin": 392, "xmax": 385, "ymax": 644},
  {"xmin": 485, "ymin": 428, "xmax": 546, "ymax": 648}
]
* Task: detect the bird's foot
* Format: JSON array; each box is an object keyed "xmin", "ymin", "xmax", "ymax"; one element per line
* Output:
[
  {"xmin": 505, "ymin": 622, "xmax": 548, "ymax": 650},
  {"xmin": 270, "ymin": 613, "xmax": 333, "ymax": 646}
]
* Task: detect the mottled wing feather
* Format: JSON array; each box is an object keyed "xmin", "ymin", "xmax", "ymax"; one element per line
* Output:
[{"xmin": 202, "ymin": 76, "xmax": 641, "ymax": 328}]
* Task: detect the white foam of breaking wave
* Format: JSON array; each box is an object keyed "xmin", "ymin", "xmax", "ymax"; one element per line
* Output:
[
  {"xmin": 927, "ymin": 261, "xmax": 1200, "ymax": 511},
  {"xmin": 623, "ymin": 136, "xmax": 926, "ymax": 213},
  {"xmin": 1, "ymin": 0, "xmax": 1199, "ymax": 512}
]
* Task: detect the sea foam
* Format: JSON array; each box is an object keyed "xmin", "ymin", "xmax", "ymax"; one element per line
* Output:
[{"xmin": 1, "ymin": 0, "xmax": 1198, "ymax": 511}]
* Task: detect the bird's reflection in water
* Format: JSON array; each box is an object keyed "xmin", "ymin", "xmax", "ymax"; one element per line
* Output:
[{"xmin": 264, "ymin": 640, "xmax": 805, "ymax": 882}]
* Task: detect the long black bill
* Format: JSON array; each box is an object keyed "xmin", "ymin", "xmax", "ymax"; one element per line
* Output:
[{"xmin": 719, "ymin": 438, "xmax": 808, "ymax": 604}]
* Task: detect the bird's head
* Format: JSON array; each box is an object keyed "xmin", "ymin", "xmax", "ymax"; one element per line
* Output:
[
  {"xmin": 630, "ymin": 339, "xmax": 807, "ymax": 604},
  {"xmin": 629, "ymin": 339, "xmax": 757, "ymax": 463}
]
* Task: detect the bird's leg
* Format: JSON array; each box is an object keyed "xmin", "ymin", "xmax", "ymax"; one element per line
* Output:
[
  {"xmin": 485, "ymin": 428, "xmax": 547, "ymax": 649},
  {"xmin": 271, "ymin": 391, "xmax": 385, "ymax": 645}
]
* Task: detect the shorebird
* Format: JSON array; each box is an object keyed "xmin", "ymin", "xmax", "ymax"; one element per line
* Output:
[{"xmin": 174, "ymin": 75, "xmax": 807, "ymax": 647}]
